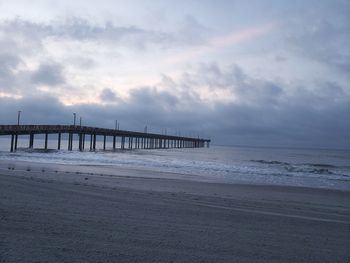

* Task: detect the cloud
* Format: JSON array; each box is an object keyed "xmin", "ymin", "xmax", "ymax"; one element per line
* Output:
[
  {"xmin": 285, "ymin": 2, "xmax": 350, "ymax": 73},
  {"xmin": 31, "ymin": 62, "xmax": 66, "ymax": 86},
  {"xmin": 1, "ymin": 63, "xmax": 349, "ymax": 148},
  {"xmin": 99, "ymin": 88, "xmax": 119, "ymax": 103},
  {"xmin": 165, "ymin": 22, "xmax": 276, "ymax": 64},
  {"xmin": 0, "ymin": 53, "xmax": 21, "ymax": 92},
  {"xmin": 0, "ymin": 17, "xmax": 206, "ymax": 51}
]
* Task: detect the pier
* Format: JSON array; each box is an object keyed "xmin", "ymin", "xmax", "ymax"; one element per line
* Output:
[{"xmin": 0, "ymin": 125, "xmax": 210, "ymax": 152}]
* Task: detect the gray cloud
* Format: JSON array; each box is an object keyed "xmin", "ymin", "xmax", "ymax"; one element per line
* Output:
[
  {"xmin": 0, "ymin": 53, "xmax": 20, "ymax": 92},
  {"xmin": 99, "ymin": 88, "xmax": 119, "ymax": 103},
  {"xmin": 31, "ymin": 62, "xmax": 66, "ymax": 86},
  {"xmin": 0, "ymin": 17, "xmax": 205, "ymax": 50},
  {"xmin": 285, "ymin": 1, "xmax": 350, "ymax": 73},
  {"xmin": 128, "ymin": 87, "xmax": 179, "ymax": 110}
]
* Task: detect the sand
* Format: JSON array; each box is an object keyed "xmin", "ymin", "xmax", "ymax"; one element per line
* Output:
[{"xmin": 0, "ymin": 160, "xmax": 349, "ymax": 262}]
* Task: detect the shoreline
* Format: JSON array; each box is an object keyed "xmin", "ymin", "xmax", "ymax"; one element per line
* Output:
[{"xmin": 0, "ymin": 159, "xmax": 349, "ymax": 192}]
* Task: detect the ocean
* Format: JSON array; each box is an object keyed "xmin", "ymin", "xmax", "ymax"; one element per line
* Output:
[{"xmin": 0, "ymin": 136, "xmax": 349, "ymax": 191}]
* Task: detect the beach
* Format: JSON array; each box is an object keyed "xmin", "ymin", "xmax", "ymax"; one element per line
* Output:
[{"xmin": 0, "ymin": 160, "xmax": 349, "ymax": 262}]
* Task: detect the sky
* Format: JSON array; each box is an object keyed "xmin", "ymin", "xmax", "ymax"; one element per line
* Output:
[{"xmin": 0, "ymin": 0, "xmax": 349, "ymax": 148}]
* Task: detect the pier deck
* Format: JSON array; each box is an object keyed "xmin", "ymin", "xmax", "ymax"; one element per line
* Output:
[{"xmin": 0, "ymin": 125, "xmax": 210, "ymax": 152}]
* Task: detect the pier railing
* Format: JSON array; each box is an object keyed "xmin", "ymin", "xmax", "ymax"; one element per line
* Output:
[{"xmin": 0, "ymin": 125, "xmax": 210, "ymax": 152}]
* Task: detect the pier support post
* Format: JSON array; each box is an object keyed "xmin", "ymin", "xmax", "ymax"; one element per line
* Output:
[
  {"xmin": 121, "ymin": 136, "xmax": 125, "ymax": 150},
  {"xmin": 68, "ymin": 133, "xmax": 73, "ymax": 151},
  {"xmin": 14, "ymin": 134, "xmax": 18, "ymax": 151},
  {"xmin": 79, "ymin": 133, "xmax": 83, "ymax": 151},
  {"xmin": 58, "ymin": 133, "xmax": 61, "ymax": 150},
  {"xmin": 10, "ymin": 134, "xmax": 14, "ymax": 152},
  {"xmin": 83, "ymin": 134, "xmax": 85, "ymax": 150},
  {"xmin": 93, "ymin": 134, "xmax": 96, "ymax": 150},
  {"xmin": 69, "ymin": 133, "xmax": 71, "ymax": 150},
  {"xmin": 29, "ymin": 133, "xmax": 34, "ymax": 148},
  {"xmin": 113, "ymin": 136, "xmax": 116, "ymax": 150},
  {"xmin": 44, "ymin": 133, "xmax": 48, "ymax": 150},
  {"xmin": 103, "ymin": 135, "xmax": 106, "ymax": 150}
]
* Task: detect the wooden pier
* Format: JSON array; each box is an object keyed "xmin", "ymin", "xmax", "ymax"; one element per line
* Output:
[{"xmin": 0, "ymin": 125, "xmax": 210, "ymax": 152}]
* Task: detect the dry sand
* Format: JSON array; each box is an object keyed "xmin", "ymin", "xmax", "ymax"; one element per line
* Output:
[{"xmin": 0, "ymin": 160, "xmax": 349, "ymax": 262}]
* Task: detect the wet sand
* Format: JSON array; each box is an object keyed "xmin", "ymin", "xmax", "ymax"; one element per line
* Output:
[{"xmin": 0, "ymin": 160, "xmax": 349, "ymax": 262}]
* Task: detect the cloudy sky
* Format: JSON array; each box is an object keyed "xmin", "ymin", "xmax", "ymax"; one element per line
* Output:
[{"xmin": 0, "ymin": 0, "xmax": 349, "ymax": 148}]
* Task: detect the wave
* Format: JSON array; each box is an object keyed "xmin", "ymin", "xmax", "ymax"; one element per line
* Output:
[
  {"xmin": 251, "ymin": 159, "xmax": 350, "ymax": 170},
  {"xmin": 21, "ymin": 148, "xmax": 59, "ymax": 153},
  {"xmin": 250, "ymin": 159, "xmax": 350, "ymax": 178},
  {"xmin": 285, "ymin": 166, "xmax": 333, "ymax": 175},
  {"xmin": 302, "ymin": 163, "xmax": 337, "ymax": 168},
  {"xmin": 250, "ymin": 160, "xmax": 290, "ymax": 165}
]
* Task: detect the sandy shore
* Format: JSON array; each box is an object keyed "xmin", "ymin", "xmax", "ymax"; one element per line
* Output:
[{"xmin": 0, "ymin": 160, "xmax": 349, "ymax": 262}]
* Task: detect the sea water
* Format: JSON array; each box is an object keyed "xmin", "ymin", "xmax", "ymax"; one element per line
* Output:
[{"xmin": 0, "ymin": 136, "xmax": 349, "ymax": 191}]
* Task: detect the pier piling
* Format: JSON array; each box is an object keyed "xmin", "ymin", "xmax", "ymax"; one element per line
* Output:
[
  {"xmin": 58, "ymin": 133, "xmax": 61, "ymax": 150},
  {"xmin": 45, "ymin": 133, "xmax": 48, "ymax": 150},
  {"xmin": 29, "ymin": 133, "xmax": 34, "ymax": 148}
]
